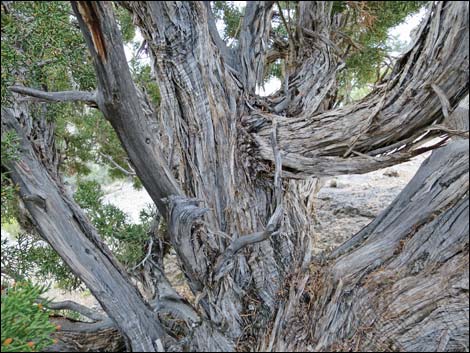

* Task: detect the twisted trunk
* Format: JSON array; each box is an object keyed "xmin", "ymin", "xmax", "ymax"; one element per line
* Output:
[
  {"xmin": 4, "ymin": 1, "xmax": 468, "ymax": 351},
  {"xmin": 268, "ymin": 140, "xmax": 469, "ymax": 351}
]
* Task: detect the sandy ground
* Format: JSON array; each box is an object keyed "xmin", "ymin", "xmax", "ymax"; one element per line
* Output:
[
  {"xmin": 2, "ymin": 153, "xmax": 429, "ymax": 309},
  {"xmin": 102, "ymin": 180, "xmax": 154, "ymax": 223},
  {"xmin": 313, "ymin": 152, "xmax": 429, "ymax": 253}
]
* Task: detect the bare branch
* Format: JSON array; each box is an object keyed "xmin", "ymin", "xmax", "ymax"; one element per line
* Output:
[
  {"xmin": 42, "ymin": 299, "xmax": 107, "ymax": 322},
  {"xmin": 98, "ymin": 151, "xmax": 136, "ymax": 176},
  {"xmin": 131, "ymin": 237, "xmax": 153, "ymax": 270},
  {"xmin": 213, "ymin": 204, "xmax": 283, "ymax": 281},
  {"xmin": 203, "ymin": 1, "xmax": 235, "ymax": 68},
  {"xmin": 10, "ymin": 85, "xmax": 97, "ymax": 106},
  {"xmin": 431, "ymin": 83, "xmax": 451, "ymax": 120},
  {"xmin": 276, "ymin": 1, "xmax": 295, "ymax": 48},
  {"xmin": 72, "ymin": 1, "xmax": 183, "ymax": 218},
  {"xmin": 425, "ymin": 124, "xmax": 469, "ymax": 139}
]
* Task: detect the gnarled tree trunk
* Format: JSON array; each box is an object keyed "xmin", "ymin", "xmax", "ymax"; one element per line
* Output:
[
  {"xmin": 4, "ymin": 1, "xmax": 469, "ymax": 351},
  {"xmin": 268, "ymin": 139, "xmax": 469, "ymax": 351}
]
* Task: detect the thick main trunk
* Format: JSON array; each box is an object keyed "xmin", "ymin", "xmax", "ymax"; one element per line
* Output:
[
  {"xmin": 71, "ymin": 1, "xmax": 469, "ymax": 351},
  {"xmin": 118, "ymin": 3, "xmax": 317, "ymax": 344},
  {"xmin": 6, "ymin": 1, "xmax": 468, "ymax": 352}
]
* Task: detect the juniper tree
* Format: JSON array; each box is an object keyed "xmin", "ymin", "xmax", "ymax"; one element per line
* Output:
[{"xmin": 1, "ymin": 1, "xmax": 468, "ymax": 351}]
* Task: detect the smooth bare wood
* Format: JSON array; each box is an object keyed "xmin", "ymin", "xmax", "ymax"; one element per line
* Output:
[{"xmin": 9, "ymin": 86, "xmax": 97, "ymax": 106}]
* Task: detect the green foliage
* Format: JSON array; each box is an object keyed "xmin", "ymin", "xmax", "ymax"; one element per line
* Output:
[
  {"xmin": 2, "ymin": 180, "xmax": 155, "ymax": 290},
  {"xmin": 1, "ymin": 281, "xmax": 56, "ymax": 352},
  {"xmin": 1, "ymin": 2, "xmax": 95, "ymax": 105},
  {"xmin": 336, "ymin": 1, "xmax": 426, "ymax": 87},
  {"xmin": 131, "ymin": 63, "xmax": 161, "ymax": 107},
  {"xmin": 1, "ymin": 2, "xmax": 155, "ymax": 290},
  {"xmin": 1, "ymin": 233, "xmax": 81, "ymax": 290},
  {"xmin": 114, "ymin": 5, "xmax": 136, "ymax": 43},
  {"xmin": 260, "ymin": 1, "xmax": 426, "ymax": 92},
  {"xmin": 212, "ymin": 1, "xmax": 244, "ymax": 42},
  {"xmin": 1, "ymin": 2, "xmax": 141, "ymax": 184},
  {"xmin": 74, "ymin": 180, "xmax": 154, "ymax": 267}
]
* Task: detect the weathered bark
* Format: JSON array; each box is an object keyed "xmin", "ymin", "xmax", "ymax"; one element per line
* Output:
[
  {"xmin": 5, "ymin": 1, "xmax": 469, "ymax": 352},
  {"xmin": 43, "ymin": 316, "xmax": 124, "ymax": 352},
  {"xmin": 39, "ymin": 140, "xmax": 469, "ymax": 353},
  {"xmin": 238, "ymin": 1, "xmax": 275, "ymax": 93},
  {"xmin": 1, "ymin": 104, "xmax": 165, "ymax": 352},
  {"xmin": 250, "ymin": 1, "xmax": 469, "ymax": 177},
  {"xmin": 267, "ymin": 140, "xmax": 469, "ymax": 352},
  {"xmin": 284, "ymin": 1, "xmax": 342, "ymax": 116}
]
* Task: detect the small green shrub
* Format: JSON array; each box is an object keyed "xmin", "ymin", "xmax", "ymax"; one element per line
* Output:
[{"xmin": 1, "ymin": 282, "xmax": 57, "ymax": 352}]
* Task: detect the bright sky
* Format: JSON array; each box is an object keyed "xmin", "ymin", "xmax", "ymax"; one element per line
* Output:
[{"xmin": 124, "ymin": 3, "xmax": 428, "ymax": 96}]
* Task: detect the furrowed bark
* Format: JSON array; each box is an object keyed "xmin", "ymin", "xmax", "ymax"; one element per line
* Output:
[
  {"xmin": 250, "ymin": 1, "xmax": 469, "ymax": 177},
  {"xmin": 318, "ymin": 140, "xmax": 469, "ymax": 351},
  {"xmin": 44, "ymin": 300, "xmax": 107, "ymax": 322},
  {"xmin": 204, "ymin": 2, "xmax": 236, "ymax": 69},
  {"xmin": 72, "ymin": 1, "xmax": 182, "ymax": 219},
  {"xmin": 6, "ymin": 1, "xmax": 465, "ymax": 351},
  {"xmin": 120, "ymin": 3, "xmax": 310, "ymax": 342},
  {"xmin": 264, "ymin": 140, "xmax": 469, "ymax": 351},
  {"xmin": 44, "ymin": 316, "xmax": 124, "ymax": 352},
  {"xmin": 2, "ymin": 105, "xmax": 164, "ymax": 352},
  {"xmin": 284, "ymin": 1, "xmax": 342, "ymax": 116},
  {"xmin": 78, "ymin": 2, "xmax": 311, "ymax": 348},
  {"xmin": 72, "ymin": 1, "xmax": 238, "ymax": 349},
  {"xmin": 238, "ymin": 1, "xmax": 275, "ymax": 93}
]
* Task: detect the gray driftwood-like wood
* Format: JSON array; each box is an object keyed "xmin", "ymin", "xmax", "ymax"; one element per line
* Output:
[
  {"xmin": 250, "ymin": 2, "xmax": 469, "ymax": 177},
  {"xmin": 4, "ymin": 1, "xmax": 469, "ymax": 352},
  {"xmin": 265, "ymin": 140, "xmax": 469, "ymax": 351},
  {"xmin": 43, "ymin": 316, "xmax": 124, "ymax": 352},
  {"xmin": 1, "ymin": 105, "xmax": 165, "ymax": 352}
]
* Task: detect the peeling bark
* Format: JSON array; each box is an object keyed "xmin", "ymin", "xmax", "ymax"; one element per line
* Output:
[
  {"xmin": 251, "ymin": 1, "xmax": 469, "ymax": 177},
  {"xmin": 257, "ymin": 141, "xmax": 468, "ymax": 352},
  {"xmin": 5, "ymin": 1, "xmax": 469, "ymax": 352},
  {"xmin": 43, "ymin": 316, "xmax": 124, "ymax": 352}
]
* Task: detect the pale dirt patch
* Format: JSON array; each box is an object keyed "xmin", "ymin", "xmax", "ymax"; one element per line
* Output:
[{"xmin": 313, "ymin": 153, "xmax": 429, "ymax": 254}]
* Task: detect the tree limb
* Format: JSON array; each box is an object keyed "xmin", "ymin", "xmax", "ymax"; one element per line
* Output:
[
  {"xmin": 3, "ymin": 104, "xmax": 166, "ymax": 352},
  {"xmin": 72, "ymin": 1, "xmax": 183, "ymax": 218},
  {"xmin": 9, "ymin": 85, "xmax": 97, "ymax": 106},
  {"xmin": 203, "ymin": 1, "xmax": 236, "ymax": 68},
  {"xmin": 238, "ymin": 1, "xmax": 275, "ymax": 92},
  {"xmin": 41, "ymin": 299, "xmax": 107, "ymax": 322},
  {"xmin": 213, "ymin": 204, "xmax": 283, "ymax": 281},
  {"xmin": 44, "ymin": 316, "xmax": 123, "ymax": 352},
  {"xmin": 98, "ymin": 151, "xmax": 136, "ymax": 176},
  {"xmin": 250, "ymin": 1, "xmax": 469, "ymax": 177},
  {"xmin": 282, "ymin": 1, "xmax": 341, "ymax": 116}
]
